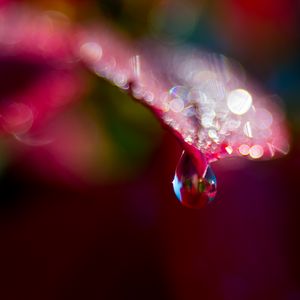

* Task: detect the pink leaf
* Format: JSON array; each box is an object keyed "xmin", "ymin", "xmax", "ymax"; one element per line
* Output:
[{"xmin": 78, "ymin": 25, "xmax": 290, "ymax": 163}]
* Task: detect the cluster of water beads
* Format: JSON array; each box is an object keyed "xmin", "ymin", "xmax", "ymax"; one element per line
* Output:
[
  {"xmin": 159, "ymin": 56, "xmax": 288, "ymax": 207},
  {"xmin": 163, "ymin": 84, "xmax": 282, "ymax": 160},
  {"xmin": 167, "ymin": 82, "xmax": 280, "ymax": 207},
  {"xmin": 78, "ymin": 36, "xmax": 289, "ymax": 208}
]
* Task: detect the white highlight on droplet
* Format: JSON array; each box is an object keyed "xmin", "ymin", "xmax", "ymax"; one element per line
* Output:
[
  {"xmin": 130, "ymin": 55, "xmax": 141, "ymax": 77},
  {"xmin": 249, "ymin": 144, "xmax": 264, "ymax": 159},
  {"xmin": 225, "ymin": 145, "xmax": 233, "ymax": 154},
  {"xmin": 184, "ymin": 135, "xmax": 193, "ymax": 144},
  {"xmin": 243, "ymin": 121, "xmax": 253, "ymax": 138},
  {"xmin": 208, "ymin": 129, "xmax": 219, "ymax": 142},
  {"xmin": 144, "ymin": 91, "xmax": 154, "ymax": 103},
  {"xmin": 169, "ymin": 98, "xmax": 184, "ymax": 112},
  {"xmin": 267, "ymin": 143, "xmax": 275, "ymax": 157},
  {"xmin": 227, "ymin": 89, "xmax": 252, "ymax": 115},
  {"xmin": 80, "ymin": 42, "xmax": 102, "ymax": 63}
]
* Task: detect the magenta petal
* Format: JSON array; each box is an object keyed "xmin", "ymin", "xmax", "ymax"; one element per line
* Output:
[{"xmin": 78, "ymin": 26, "xmax": 290, "ymax": 163}]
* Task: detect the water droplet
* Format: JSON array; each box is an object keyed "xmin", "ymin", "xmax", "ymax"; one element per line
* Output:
[
  {"xmin": 172, "ymin": 151, "xmax": 217, "ymax": 208},
  {"xmin": 227, "ymin": 89, "xmax": 252, "ymax": 115}
]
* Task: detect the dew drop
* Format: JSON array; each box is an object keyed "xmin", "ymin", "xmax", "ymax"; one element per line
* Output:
[
  {"xmin": 172, "ymin": 151, "xmax": 217, "ymax": 208},
  {"xmin": 227, "ymin": 89, "xmax": 252, "ymax": 115}
]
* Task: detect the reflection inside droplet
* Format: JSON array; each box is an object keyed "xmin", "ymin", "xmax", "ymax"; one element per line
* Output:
[{"xmin": 172, "ymin": 151, "xmax": 217, "ymax": 208}]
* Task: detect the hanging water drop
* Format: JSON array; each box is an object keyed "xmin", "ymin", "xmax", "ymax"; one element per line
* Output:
[{"xmin": 172, "ymin": 151, "xmax": 217, "ymax": 208}]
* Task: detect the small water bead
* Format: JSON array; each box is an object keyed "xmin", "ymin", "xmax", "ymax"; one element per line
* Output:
[
  {"xmin": 184, "ymin": 135, "xmax": 193, "ymax": 144},
  {"xmin": 239, "ymin": 144, "xmax": 250, "ymax": 156},
  {"xmin": 169, "ymin": 98, "xmax": 185, "ymax": 112},
  {"xmin": 113, "ymin": 73, "xmax": 128, "ymax": 88},
  {"xmin": 80, "ymin": 41, "xmax": 102, "ymax": 63},
  {"xmin": 172, "ymin": 151, "xmax": 217, "ymax": 208},
  {"xmin": 227, "ymin": 89, "xmax": 252, "ymax": 115},
  {"xmin": 169, "ymin": 86, "xmax": 189, "ymax": 101},
  {"xmin": 132, "ymin": 86, "xmax": 145, "ymax": 100},
  {"xmin": 144, "ymin": 91, "xmax": 154, "ymax": 103},
  {"xmin": 94, "ymin": 57, "xmax": 117, "ymax": 80},
  {"xmin": 255, "ymin": 108, "xmax": 273, "ymax": 130},
  {"xmin": 182, "ymin": 106, "xmax": 197, "ymax": 117},
  {"xmin": 249, "ymin": 144, "xmax": 264, "ymax": 159},
  {"xmin": 201, "ymin": 111, "xmax": 216, "ymax": 128}
]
